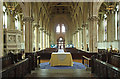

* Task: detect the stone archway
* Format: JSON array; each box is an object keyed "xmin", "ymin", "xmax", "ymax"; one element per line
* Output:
[{"xmin": 57, "ymin": 36, "xmax": 65, "ymax": 49}]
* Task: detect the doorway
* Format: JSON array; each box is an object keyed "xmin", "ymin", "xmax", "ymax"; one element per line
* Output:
[{"xmin": 57, "ymin": 37, "xmax": 65, "ymax": 49}]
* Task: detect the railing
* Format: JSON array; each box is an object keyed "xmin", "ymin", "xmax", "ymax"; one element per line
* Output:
[
  {"xmin": 82, "ymin": 56, "xmax": 91, "ymax": 67},
  {"xmin": 1, "ymin": 52, "xmax": 41, "ymax": 78},
  {"xmin": 1, "ymin": 58, "xmax": 31, "ymax": 78},
  {"xmin": 91, "ymin": 58, "xmax": 120, "ymax": 78}
]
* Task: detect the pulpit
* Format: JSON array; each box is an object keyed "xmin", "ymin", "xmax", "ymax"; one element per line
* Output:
[{"xmin": 4, "ymin": 29, "xmax": 22, "ymax": 55}]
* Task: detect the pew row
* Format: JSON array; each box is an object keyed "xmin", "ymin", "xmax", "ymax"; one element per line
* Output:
[
  {"xmin": 91, "ymin": 53, "xmax": 120, "ymax": 78},
  {"xmin": 1, "ymin": 58, "xmax": 31, "ymax": 78},
  {"xmin": 36, "ymin": 48, "xmax": 97, "ymax": 59},
  {"xmin": 2, "ymin": 53, "xmax": 22, "ymax": 69},
  {"xmin": 91, "ymin": 59, "xmax": 120, "ymax": 78},
  {"xmin": 1, "ymin": 52, "xmax": 40, "ymax": 78}
]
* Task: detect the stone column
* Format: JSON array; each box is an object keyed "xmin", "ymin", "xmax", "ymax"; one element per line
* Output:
[
  {"xmin": 98, "ymin": 16, "xmax": 104, "ymax": 42},
  {"xmin": 73, "ymin": 34, "xmax": 74, "ymax": 47},
  {"xmin": 88, "ymin": 16, "xmax": 99, "ymax": 52},
  {"xmin": 38, "ymin": 29, "xmax": 40, "ymax": 50},
  {"xmin": 35, "ymin": 25, "xmax": 39, "ymax": 51},
  {"xmin": 44, "ymin": 31, "xmax": 46, "ymax": 49},
  {"xmin": 82, "ymin": 24, "xmax": 87, "ymax": 51},
  {"xmin": 76, "ymin": 31, "xmax": 79, "ymax": 49},
  {"xmin": 10, "ymin": 12, "xmax": 15, "ymax": 29},
  {"xmin": 40, "ymin": 28, "xmax": 43, "ymax": 50},
  {"xmin": 75, "ymin": 32, "xmax": 77, "ymax": 48},
  {"xmin": 107, "ymin": 11, "xmax": 115, "ymax": 42},
  {"xmin": 23, "ymin": 17, "xmax": 33, "ymax": 53},
  {"xmin": 45, "ymin": 33, "xmax": 47, "ymax": 48},
  {"xmin": 118, "ymin": 19, "xmax": 120, "ymax": 52},
  {"xmin": 76, "ymin": 33, "xmax": 77, "ymax": 48},
  {"xmin": 21, "ymin": 22, "xmax": 25, "ymax": 50},
  {"xmin": 32, "ymin": 27, "xmax": 35, "ymax": 50},
  {"xmin": 7, "ymin": 10, "xmax": 15, "ymax": 30},
  {"xmin": 48, "ymin": 34, "xmax": 50, "ymax": 48},
  {"xmin": 7, "ymin": 10, "xmax": 10, "ymax": 29},
  {"xmin": 74, "ymin": 33, "xmax": 76, "ymax": 48},
  {"xmin": 18, "ymin": 15, "xmax": 22, "ymax": 31},
  {"xmin": 21, "ymin": 23, "xmax": 24, "ymax": 42},
  {"xmin": 46, "ymin": 33, "xmax": 48, "ymax": 48},
  {"xmin": 73, "ymin": 34, "xmax": 75, "ymax": 47},
  {"xmin": 78, "ymin": 28, "xmax": 82, "ymax": 50},
  {"xmin": 0, "ymin": 1, "xmax": 3, "ymax": 57}
]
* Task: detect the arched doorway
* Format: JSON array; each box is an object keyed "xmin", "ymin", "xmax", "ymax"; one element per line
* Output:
[{"xmin": 57, "ymin": 37, "xmax": 65, "ymax": 49}]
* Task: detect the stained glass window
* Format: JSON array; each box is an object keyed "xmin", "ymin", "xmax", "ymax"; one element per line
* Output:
[
  {"xmin": 62, "ymin": 24, "xmax": 65, "ymax": 33},
  {"xmin": 56, "ymin": 24, "xmax": 60, "ymax": 33}
]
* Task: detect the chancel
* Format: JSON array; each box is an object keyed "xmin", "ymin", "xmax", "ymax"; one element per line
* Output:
[{"xmin": 0, "ymin": 1, "xmax": 120, "ymax": 78}]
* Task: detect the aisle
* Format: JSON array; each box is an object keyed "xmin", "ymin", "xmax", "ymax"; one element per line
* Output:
[
  {"xmin": 40, "ymin": 62, "xmax": 86, "ymax": 69},
  {"xmin": 25, "ymin": 68, "xmax": 93, "ymax": 78},
  {"xmin": 25, "ymin": 59, "xmax": 94, "ymax": 78}
]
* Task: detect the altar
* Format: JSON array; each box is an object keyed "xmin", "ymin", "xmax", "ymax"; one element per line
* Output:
[{"xmin": 49, "ymin": 52, "xmax": 73, "ymax": 66}]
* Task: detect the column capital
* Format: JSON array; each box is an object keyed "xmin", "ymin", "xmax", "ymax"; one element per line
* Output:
[
  {"xmin": 78, "ymin": 27, "xmax": 83, "ymax": 31},
  {"xmin": 46, "ymin": 32, "xmax": 48, "ymax": 35},
  {"xmin": 73, "ymin": 32, "xmax": 77, "ymax": 35},
  {"xmin": 40, "ymin": 27, "xmax": 44, "ymax": 31},
  {"xmin": 23, "ymin": 17, "xmax": 34, "ymax": 22},
  {"xmin": 43, "ymin": 29, "xmax": 47, "ymax": 33},
  {"xmin": 33, "ymin": 23, "xmax": 40, "ymax": 27},
  {"xmin": 73, "ymin": 32, "xmax": 75, "ymax": 35},
  {"xmin": 98, "ymin": 14, "xmax": 104, "ymax": 21},
  {"xmin": 75, "ymin": 30, "xmax": 78, "ymax": 33},
  {"xmin": 82, "ymin": 23, "xmax": 88, "ymax": 28},
  {"xmin": 106, "ymin": 10, "xmax": 115, "ymax": 14},
  {"xmin": 88, "ymin": 16, "xmax": 99, "ymax": 21}
]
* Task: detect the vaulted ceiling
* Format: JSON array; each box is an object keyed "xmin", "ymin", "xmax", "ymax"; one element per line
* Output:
[
  {"xmin": 47, "ymin": 2, "xmax": 74, "ymax": 15},
  {"xmin": 98, "ymin": 2, "xmax": 118, "ymax": 19},
  {"xmin": 99, "ymin": 2, "xmax": 118, "ymax": 14},
  {"xmin": 44, "ymin": 2, "xmax": 78, "ymax": 18}
]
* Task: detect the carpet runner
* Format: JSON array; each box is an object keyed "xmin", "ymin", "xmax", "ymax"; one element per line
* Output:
[{"xmin": 40, "ymin": 62, "xmax": 86, "ymax": 69}]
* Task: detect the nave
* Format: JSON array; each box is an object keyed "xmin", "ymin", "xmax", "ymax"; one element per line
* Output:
[{"xmin": 0, "ymin": 1, "xmax": 120, "ymax": 79}]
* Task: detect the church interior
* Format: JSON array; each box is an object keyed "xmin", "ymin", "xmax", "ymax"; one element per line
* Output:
[{"xmin": 0, "ymin": 1, "xmax": 120, "ymax": 78}]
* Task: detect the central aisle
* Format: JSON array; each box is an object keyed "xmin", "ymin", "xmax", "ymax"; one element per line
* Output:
[{"xmin": 25, "ymin": 68, "xmax": 93, "ymax": 78}]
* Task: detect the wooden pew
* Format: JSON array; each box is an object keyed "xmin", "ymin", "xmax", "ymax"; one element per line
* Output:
[
  {"xmin": 37, "ymin": 56, "xmax": 40, "ymax": 66},
  {"xmin": 25, "ymin": 53, "xmax": 37, "ymax": 70},
  {"xmin": 98, "ymin": 49, "xmax": 108, "ymax": 53},
  {"xmin": 82, "ymin": 56, "xmax": 91, "ymax": 67},
  {"xmin": 36, "ymin": 48, "xmax": 97, "ymax": 60},
  {"xmin": 1, "ymin": 51, "xmax": 40, "ymax": 78},
  {"xmin": 110, "ymin": 55, "xmax": 120, "ymax": 68},
  {"xmin": 91, "ymin": 54, "xmax": 120, "ymax": 78},
  {"xmin": 1, "ymin": 58, "xmax": 31, "ymax": 78},
  {"xmin": 1, "ymin": 56, "xmax": 13, "ymax": 69},
  {"xmin": 36, "ymin": 48, "xmax": 58, "ymax": 59}
]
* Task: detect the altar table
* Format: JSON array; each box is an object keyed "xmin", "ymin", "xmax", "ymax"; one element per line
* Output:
[{"xmin": 49, "ymin": 52, "xmax": 73, "ymax": 66}]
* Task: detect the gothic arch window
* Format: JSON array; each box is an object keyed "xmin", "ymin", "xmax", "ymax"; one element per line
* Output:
[
  {"xmin": 3, "ymin": 6, "xmax": 7, "ymax": 29},
  {"xmin": 104, "ymin": 14, "xmax": 107, "ymax": 41},
  {"xmin": 115, "ymin": 5, "xmax": 119, "ymax": 40},
  {"xmin": 56, "ymin": 24, "xmax": 66, "ymax": 33},
  {"xmin": 15, "ymin": 15, "xmax": 18, "ymax": 30},
  {"xmin": 56, "ymin": 24, "xmax": 60, "ymax": 33},
  {"xmin": 57, "ymin": 37, "xmax": 65, "ymax": 49},
  {"xmin": 62, "ymin": 24, "xmax": 65, "ymax": 33}
]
